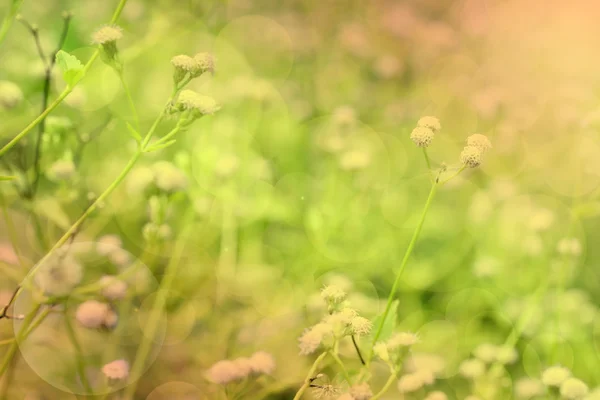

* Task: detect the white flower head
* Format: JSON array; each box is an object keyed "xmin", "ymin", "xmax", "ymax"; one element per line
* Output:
[
  {"xmin": 96, "ymin": 235, "xmax": 122, "ymax": 256},
  {"xmin": 98, "ymin": 275, "xmax": 127, "ymax": 301},
  {"xmin": 249, "ymin": 351, "xmax": 276, "ymax": 375},
  {"xmin": 459, "ymin": 358, "xmax": 486, "ymax": 379},
  {"xmin": 387, "ymin": 332, "xmax": 420, "ymax": 349},
  {"xmin": 176, "ymin": 90, "xmax": 221, "ymax": 116},
  {"xmin": 460, "ymin": 145, "xmax": 483, "ymax": 168},
  {"xmin": 398, "ymin": 373, "xmax": 425, "ymax": 393},
  {"xmin": 542, "ymin": 366, "xmax": 571, "ymax": 387},
  {"xmin": 560, "ymin": 378, "xmax": 589, "ymax": 399},
  {"xmin": 92, "ymin": 25, "xmax": 123, "ymax": 45},
  {"xmin": 206, "ymin": 359, "xmax": 249, "ymax": 384},
  {"xmin": 474, "ymin": 343, "xmax": 499, "ymax": 363},
  {"xmin": 102, "ymin": 359, "xmax": 129, "ymax": 381},
  {"xmin": 76, "ymin": 300, "xmax": 111, "ymax": 329},
  {"xmin": 349, "ymin": 383, "xmax": 373, "ymax": 400},
  {"xmin": 0, "ymin": 80, "xmax": 23, "ymax": 109},
  {"xmin": 410, "ymin": 126, "xmax": 435, "ymax": 147},
  {"xmin": 466, "ymin": 134, "xmax": 492, "ymax": 153},
  {"xmin": 515, "ymin": 377, "xmax": 545, "ymax": 399},
  {"xmin": 417, "ymin": 116, "xmax": 441, "ymax": 133}
]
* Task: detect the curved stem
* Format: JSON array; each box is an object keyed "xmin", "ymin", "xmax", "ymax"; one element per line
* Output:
[
  {"xmin": 330, "ymin": 350, "xmax": 351, "ymax": 384},
  {"xmin": 369, "ymin": 367, "xmax": 398, "ymax": 400},
  {"xmin": 118, "ymin": 71, "xmax": 139, "ymax": 131},
  {"xmin": 0, "ymin": 304, "xmax": 41, "ymax": 377},
  {"xmin": 0, "ymin": 0, "xmax": 129, "ymax": 157},
  {"xmin": 368, "ymin": 180, "xmax": 438, "ymax": 364},
  {"xmin": 292, "ymin": 352, "xmax": 328, "ymax": 400}
]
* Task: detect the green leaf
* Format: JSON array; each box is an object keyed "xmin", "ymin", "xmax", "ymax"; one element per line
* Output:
[
  {"xmin": 371, "ymin": 300, "xmax": 399, "ymax": 343},
  {"xmin": 144, "ymin": 139, "xmax": 177, "ymax": 153},
  {"xmin": 126, "ymin": 122, "xmax": 142, "ymax": 142},
  {"xmin": 55, "ymin": 50, "xmax": 84, "ymax": 87},
  {"xmin": 0, "ymin": 175, "xmax": 15, "ymax": 181}
]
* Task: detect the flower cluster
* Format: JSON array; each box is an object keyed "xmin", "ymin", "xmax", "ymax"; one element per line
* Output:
[
  {"xmin": 92, "ymin": 25, "xmax": 124, "ymax": 70},
  {"xmin": 171, "ymin": 52, "xmax": 215, "ymax": 84},
  {"xmin": 460, "ymin": 134, "xmax": 492, "ymax": 168},
  {"xmin": 373, "ymin": 331, "xmax": 419, "ymax": 366},
  {"xmin": 410, "ymin": 116, "xmax": 441, "ymax": 147},
  {"xmin": 205, "ymin": 351, "xmax": 276, "ymax": 385}
]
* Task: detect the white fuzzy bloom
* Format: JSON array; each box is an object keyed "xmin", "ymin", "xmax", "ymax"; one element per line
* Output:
[
  {"xmin": 350, "ymin": 316, "xmax": 372, "ymax": 336},
  {"xmin": 47, "ymin": 159, "xmax": 76, "ymax": 181},
  {"xmin": 249, "ymin": 351, "xmax": 276, "ymax": 375},
  {"xmin": 560, "ymin": 378, "xmax": 589, "ymax": 399},
  {"xmin": 405, "ymin": 353, "xmax": 446, "ymax": 376},
  {"xmin": 152, "ymin": 161, "xmax": 187, "ymax": 193},
  {"xmin": 177, "ymin": 90, "xmax": 221, "ymax": 115},
  {"xmin": 474, "ymin": 343, "xmax": 498, "ymax": 363},
  {"xmin": 107, "ymin": 248, "xmax": 131, "ymax": 267},
  {"xmin": 417, "ymin": 116, "xmax": 441, "ymax": 133},
  {"xmin": 321, "ymin": 285, "xmax": 346, "ymax": 304},
  {"xmin": 0, "ymin": 80, "xmax": 23, "ymax": 109},
  {"xmin": 206, "ymin": 359, "xmax": 248, "ymax": 384},
  {"xmin": 76, "ymin": 300, "xmax": 111, "ymax": 329},
  {"xmin": 460, "ymin": 146, "xmax": 483, "ymax": 168},
  {"xmin": 387, "ymin": 332, "xmax": 419, "ymax": 349},
  {"xmin": 398, "ymin": 373, "xmax": 425, "ymax": 393},
  {"xmin": 349, "ymin": 383, "xmax": 373, "ymax": 400},
  {"xmin": 298, "ymin": 323, "xmax": 330, "ymax": 355},
  {"xmin": 193, "ymin": 52, "xmax": 215, "ymax": 75},
  {"xmin": 96, "ymin": 235, "xmax": 122, "ymax": 256},
  {"xmin": 410, "ymin": 126, "xmax": 435, "ymax": 147},
  {"xmin": 92, "ymin": 25, "xmax": 123, "ymax": 44},
  {"xmin": 171, "ymin": 55, "xmax": 197, "ymax": 72},
  {"xmin": 515, "ymin": 377, "xmax": 545, "ymax": 399},
  {"xmin": 466, "ymin": 134, "xmax": 492, "ymax": 153},
  {"xmin": 98, "ymin": 276, "xmax": 127, "ymax": 301},
  {"xmin": 459, "ymin": 358, "xmax": 486, "ymax": 379},
  {"xmin": 34, "ymin": 250, "xmax": 83, "ymax": 296},
  {"xmin": 542, "ymin": 366, "xmax": 571, "ymax": 387},
  {"xmin": 425, "ymin": 391, "xmax": 448, "ymax": 400},
  {"xmin": 102, "ymin": 359, "xmax": 129, "ymax": 380},
  {"xmin": 495, "ymin": 346, "xmax": 518, "ymax": 365}
]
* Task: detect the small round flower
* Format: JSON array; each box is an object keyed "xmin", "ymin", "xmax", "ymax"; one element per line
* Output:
[
  {"xmin": 249, "ymin": 351, "xmax": 275, "ymax": 375},
  {"xmin": 474, "ymin": 343, "xmax": 499, "ymax": 363},
  {"xmin": 466, "ymin": 134, "xmax": 492, "ymax": 153},
  {"xmin": 76, "ymin": 300, "xmax": 111, "ymax": 329},
  {"xmin": 0, "ymin": 80, "xmax": 23, "ymax": 109},
  {"xmin": 34, "ymin": 250, "xmax": 83, "ymax": 296},
  {"xmin": 176, "ymin": 90, "xmax": 221, "ymax": 116},
  {"xmin": 387, "ymin": 332, "xmax": 419, "ymax": 349},
  {"xmin": 152, "ymin": 161, "xmax": 187, "ymax": 193},
  {"xmin": 193, "ymin": 52, "xmax": 215, "ymax": 75},
  {"xmin": 542, "ymin": 366, "xmax": 571, "ymax": 387},
  {"xmin": 47, "ymin": 159, "xmax": 76, "ymax": 181},
  {"xmin": 460, "ymin": 146, "xmax": 483, "ymax": 168},
  {"xmin": 398, "ymin": 373, "xmax": 425, "ymax": 393},
  {"xmin": 405, "ymin": 353, "xmax": 446, "ymax": 376},
  {"xmin": 425, "ymin": 391, "xmax": 448, "ymax": 400},
  {"xmin": 321, "ymin": 285, "xmax": 346, "ymax": 304},
  {"xmin": 459, "ymin": 358, "xmax": 486, "ymax": 379},
  {"xmin": 299, "ymin": 326, "xmax": 325, "ymax": 355},
  {"xmin": 515, "ymin": 377, "xmax": 545, "ymax": 399},
  {"xmin": 417, "ymin": 116, "xmax": 441, "ymax": 133},
  {"xmin": 171, "ymin": 55, "xmax": 197, "ymax": 72},
  {"xmin": 495, "ymin": 345, "xmax": 518, "ymax": 365},
  {"xmin": 91, "ymin": 25, "xmax": 123, "ymax": 45},
  {"xmin": 560, "ymin": 378, "xmax": 589, "ymax": 399},
  {"xmin": 104, "ymin": 308, "xmax": 119, "ymax": 329},
  {"xmin": 206, "ymin": 360, "xmax": 247, "ymax": 384},
  {"xmin": 98, "ymin": 276, "xmax": 127, "ymax": 301},
  {"xmin": 96, "ymin": 235, "xmax": 122, "ymax": 256},
  {"xmin": 350, "ymin": 316, "xmax": 372, "ymax": 336},
  {"xmin": 349, "ymin": 383, "xmax": 373, "ymax": 400},
  {"xmin": 102, "ymin": 359, "xmax": 129, "ymax": 381},
  {"xmin": 410, "ymin": 126, "xmax": 435, "ymax": 147}
]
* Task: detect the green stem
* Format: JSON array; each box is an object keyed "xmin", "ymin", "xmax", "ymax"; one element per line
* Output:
[
  {"xmin": 330, "ymin": 350, "xmax": 351, "ymax": 383},
  {"xmin": 369, "ymin": 367, "xmax": 398, "ymax": 400},
  {"xmin": 0, "ymin": 304, "xmax": 41, "ymax": 377},
  {"xmin": 292, "ymin": 352, "xmax": 328, "ymax": 400},
  {"xmin": 64, "ymin": 310, "xmax": 93, "ymax": 394},
  {"xmin": 122, "ymin": 210, "xmax": 193, "ymax": 400},
  {"xmin": 118, "ymin": 71, "xmax": 139, "ymax": 131},
  {"xmin": 368, "ymin": 180, "xmax": 438, "ymax": 364},
  {"xmin": 439, "ymin": 165, "xmax": 466, "ymax": 185},
  {"xmin": 0, "ymin": 0, "xmax": 129, "ymax": 157}
]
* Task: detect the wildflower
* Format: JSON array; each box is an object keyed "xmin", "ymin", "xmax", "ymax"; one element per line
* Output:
[
  {"xmin": 349, "ymin": 316, "xmax": 371, "ymax": 336},
  {"xmin": 34, "ymin": 249, "xmax": 83, "ymax": 296},
  {"xmin": 96, "ymin": 235, "xmax": 122, "ymax": 256},
  {"xmin": 459, "ymin": 358, "xmax": 486, "ymax": 379},
  {"xmin": 387, "ymin": 332, "xmax": 419, "ymax": 349},
  {"xmin": 98, "ymin": 276, "xmax": 127, "ymax": 301},
  {"xmin": 405, "ymin": 353, "xmax": 446, "ymax": 376},
  {"xmin": 560, "ymin": 378, "xmax": 589, "ymax": 399},
  {"xmin": 0, "ymin": 80, "xmax": 23, "ymax": 109},
  {"xmin": 349, "ymin": 383, "xmax": 373, "ymax": 400},
  {"xmin": 299, "ymin": 323, "xmax": 331, "ymax": 355},
  {"xmin": 102, "ymin": 359, "xmax": 129, "ymax": 381},
  {"xmin": 176, "ymin": 90, "xmax": 221, "ymax": 119},
  {"xmin": 92, "ymin": 25, "xmax": 123, "ymax": 70},
  {"xmin": 474, "ymin": 343, "xmax": 498, "ymax": 363},
  {"xmin": 425, "ymin": 391, "xmax": 448, "ymax": 400},
  {"xmin": 515, "ymin": 377, "xmax": 545, "ymax": 399},
  {"xmin": 206, "ymin": 360, "xmax": 248, "ymax": 384},
  {"xmin": 193, "ymin": 52, "xmax": 215, "ymax": 76},
  {"xmin": 47, "ymin": 159, "xmax": 76, "ymax": 182},
  {"xmin": 495, "ymin": 345, "xmax": 518, "ymax": 365},
  {"xmin": 410, "ymin": 126, "xmax": 435, "ymax": 147},
  {"xmin": 107, "ymin": 248, "xmax": 131, "ymax": 267},
  {"xmin": 313, "ymin": 384, "xmax": 341, "ymax": 399},
  {"xmin": 248, "ymin": 351, "xmax": 276, "ymax": 375},
  {"xmin": 466, "ymin": 134, "xmax": 493, "ymax": 153},
  {"xmin": 152, "ymin": 161, "xmax": 187, "ymax": 193},
  {"xmin": 398, "ymin": 373, "xmax": 426, "ymax": 393},
  {"xmin": 171, "ymin": 55, "xmax": 197, "ymax": 84},
  {"xmin": 321, "ymin": 285, "xmax": 347, "ymax": 312},
  {"xmin": 460, "ymin": 145, "xmax": 483, "ymax": 168},
  {"xmin": 542, "ymin": 366, "xmax": 571, "ymax": 387},
  {"xmin": 373, "ymin": 342, "xmax": 390, "ymax": 362},
  {"xmin": 76, "ymin": 300, "xmax": 111, "ymax": 329},
  {"xmin": 417, "ymin": 116, "xmax": 441, "ymax": 133}
]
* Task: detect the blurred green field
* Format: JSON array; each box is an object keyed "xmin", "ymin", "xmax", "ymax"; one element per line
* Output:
[{"xmin": 1, "ymin": 0, "xmax": 600, "ymax": 399}]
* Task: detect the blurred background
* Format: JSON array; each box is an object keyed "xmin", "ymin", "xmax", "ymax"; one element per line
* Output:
[{"xmin": 1, "ymin": 0, "xmax": 600, "ymax": 399}]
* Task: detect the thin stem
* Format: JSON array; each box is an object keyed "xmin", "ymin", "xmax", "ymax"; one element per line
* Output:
[
  {"xmin": 292, "ymin": 352, "xmax": 328, "ymax": 400},
  {"xmin": 0, "ymin": 304, "xmax": 41, "ymax": 377},
  {"xmin": 64, "ymin": 310, "xmax": 93, "ymax": 394},
  {"xmin": 0, "ymin": 339, "xmax": 14, "ymax": 346},
  {"xmin": 368, "ymin": 180, "xmax": 439, "ymax": 364},
  {"xmin": 151, "ymin": 123, "xmax": 183, "ymax": 147},
  {"xmin": 369, "ymin": 367, "xmax": 398, "ymax": 400},
  {"xmin": 0, "ymin": 0, "xmax": 23, "ymax": 48},
  {"xmin": 351, "ymin": 335, "xmax": 365, "ymax": 365},
  {"xmin": 122, "ymin": 210, "xmax": 194, "ymax": 400},
  {"xmin": 0, "ymin": 0, "xmax": 129, "ymax": 157},
  {"xmin": 118, "ymin": 71, "xmax": 139, "ymax": 131},
  {"xmin": 439, "ymin": 165, "xmax": 466, "ymax": 185},
  {"xmin": 330, "ymin": 350, "xmax": 351, "ymax": 384},
  {"xmin": 422, "ymin": 148, "xmax": 433, "ymax": 181}
]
